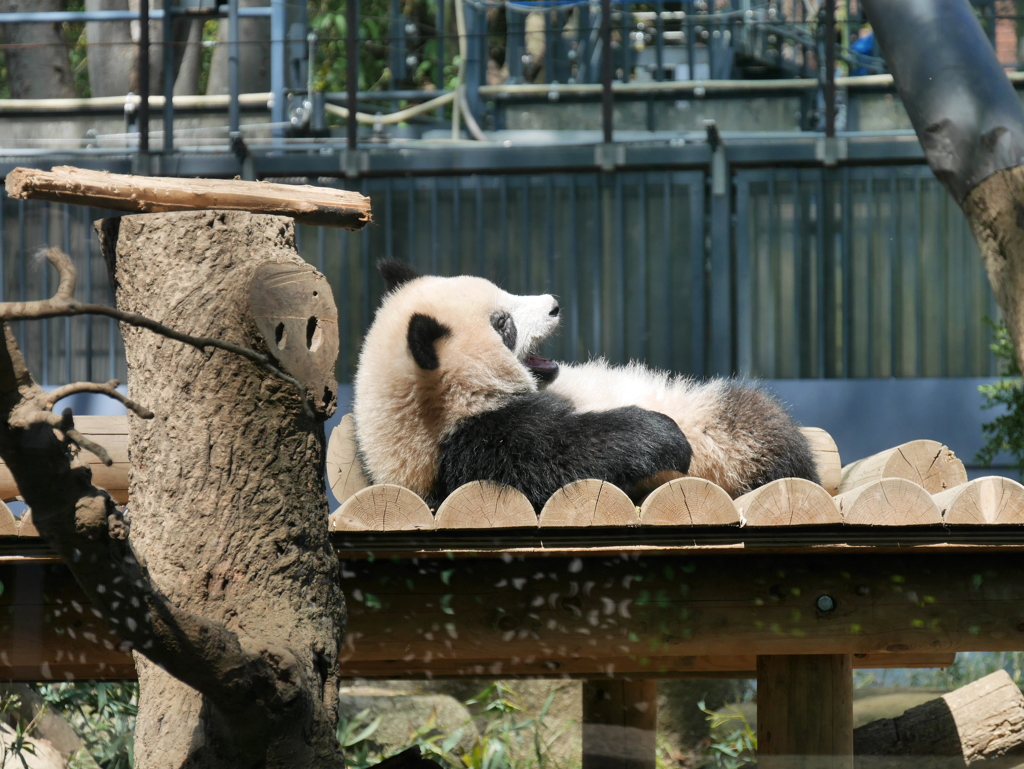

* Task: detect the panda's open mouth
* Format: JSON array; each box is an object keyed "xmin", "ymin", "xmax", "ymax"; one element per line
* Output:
[{"xmin": 525, "ymin": 354, "xmax": 559, "ymax": 384}]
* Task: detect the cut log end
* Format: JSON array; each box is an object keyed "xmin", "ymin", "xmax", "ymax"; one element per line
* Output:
[
  {"xmin": 539, "ymin": 479, "xmax": 639, "ymax": 527},
  {"xmin": 326, "ymin": 414, "xmax": 370, "ymax": 506},
  {"xmin": 435, "ymin": 481, "xmax": 536, "ymax": 529},
  {"xmin": 736, "ymin": 477, "xmax": 841, "ymax": 526},
  {"xmin": 836, "ymin": 478, "xmax": 942, "ymax": 526},
  {"xmin": 801, "ymin": 427, "xmax": 841, "ymax": 495},
  {"xmin": 639, "ymin": 477, "xmax": 739, "ymax": 526},
  {"xmin": 934, "ymin": 476, "xmax": 1024, "ymax": 524},
  {"xmin": 840, "ymin": 440, "xmax": 967, "ymax": 495},
  {"xmin": 330, "ymin": 484, "xmax": 433, "ymax": 532}
]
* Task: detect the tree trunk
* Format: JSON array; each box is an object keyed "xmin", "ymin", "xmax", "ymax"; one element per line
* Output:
[
  {"xmin": 862, "ymin": 0, "xmax": 1024, "ymax": 373},
  {"xmin": 0, "ymin": 0, "xmax": 75, "ymax": 99},
  {"xmin": 97, "ymin": 210, "xmax": 345, "ymax": 768},
  {"xmin": 86, "ymin": 0, "xmax": 135, "ymax": 97},
  {"xmin": 206, "ymin": 0, "xmax": 270, "ymax": 95}
]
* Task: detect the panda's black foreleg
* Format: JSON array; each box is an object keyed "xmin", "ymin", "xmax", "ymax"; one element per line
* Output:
[{"xmin": 433, "ymin": 392, "xmax": 692, "ymax": 510}]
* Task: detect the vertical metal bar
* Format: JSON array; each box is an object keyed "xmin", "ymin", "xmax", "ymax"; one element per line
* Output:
[
  {"xmin": 475, "ymin": 176, "xmax": 484, "ymax": 277},
  {"xmin": 661, "ymin": 175, "xmax": 671, "ymax": 369},
  {"xmin": 708, "ymin": 155, "xmax": 733, "ymax": 375},
  {"xmin": 384, "ymin": 182, "xmax": 394, "ymax": 259},
  {"xmin": 686, "ymin": 2, "xmax": 695, "ymax": 80},
  {"xmin": 506, "ymin": 5, "xmax": 524, "ymax": 83},
  {"xmin": 17, "ymin": 200, "xmax": 26, "ymax": 352},
  {"xmin": 139, "ymin": 0, "xmax": 150, "ymax": 155},
  {"xmin": 229, "ymin": 0, "xmax": 240, "ymax": 134},
  {"xmin": 654, "ymin": 0, "xmax": 664, "ymax": 81},
  {"xmin": 766, "ymin": 173, "xmax": 776, "ymax": 376},
  {"xmin": 636, "ymin": 177, "xmax": 648, "ymax": 358},
  {"xmin": 544, "ymin": 0, "xmax": 554, "ymax": 84},
  {"xmin": 408, "ymin": 183, "xmax": 416, "ymax": 267},
  {"xmin": 815, "ymin": 171, "xmax": 827, "ymax": 378},
  {"xmin": 888, "ymin": 172, "xmax": 897, "ymax": 376},
  {"xmin": 792, "ymin": 170, "xmax": 805, "ymax": 377},
  {"xmin": 41, "ymin": 204, "xmax": 50, "ymax": 385},
  {"xmin": 840, "ymin": 167, "xmax": 852, "ymax": 378},
  {"xmin": 568, "ymin": 174, "xmax": 580, "ymax": 360},
  {"xmin": 430, "ymin": 178, "xmax": 439, "ymax": 273},
  {"xmin": 347, "ymin": 0, "xmax": 359, "ymax": 150},
  {"xmin": 361, "ymin": 179, "xmax": 371, "ymax": 335},
  {"xmin": 689, "ymin": 172, "xmax": 705, "ymax": 375},
  {"xmin": 735, "ymin": 174, "xmax": 751, "ymax": 376},
  {"xmin": 865, "ymin": 174, "xmax": 874, "ymax": 374},
  {"xmin": 452, "ymin": 177, "xmax": 461, "ymax": 273},
  {"xmin": 594, "ymin": 175, "xmax": 604, "ymax": 354},
  {"xmin": 162, "ymin": 0, "xmax": 174, "ymax": 156},
  {"xmin": 522, "ymin": 176, "xmax": 531, "ymax": 288},
  {"xmin": 63, "ymin": 205, "xmax": 72, "ymax": 384},
  {"xmin": 435, "ymin": 0, "xmax": 445, "ymax": 91},
  {"xmin": 614, "ymin": 174, "xmax": 627, "ymax": 361},
  {"xmin": 600, "ymin": 0, "xmax": 613, "ymax": 143},
  {"xmin": 340, "ymin": 197, "xmax": 350, "ymax": 382},
  {"xmin": 500, "ymin": 176, "xmax": 509, "ymax": 281},
  {"xmin": 824, "ymin": 0, "xmax": 836, "ymax": 138},
  {"xmin": 270, "ymin": 0, "xmax": 287, "ymax": 138},
  {"xmin": 545, "ymin": 176, "xmax": 554, "ymax": 289}
]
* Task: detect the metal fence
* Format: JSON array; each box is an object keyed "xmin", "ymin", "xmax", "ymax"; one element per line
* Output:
[{"xmin": 0, "ymin": 161, "xmax": 996, "ymax": 387}]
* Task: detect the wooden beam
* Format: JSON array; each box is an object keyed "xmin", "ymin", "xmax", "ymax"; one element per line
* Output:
[
  {"xmin": 735, "ymin": 478, "xmax": 841, "ymax": 525},
  {"xmin": 582, "ymin": 679, "xmax": 657, "ymax": 769},
  {"xmin": 933, "ymin": 476, "xmax": 1024, "ymax": 524},
  {"xmin": 638, "ymin": 477, "xmax": 738, "ymax": 526},
  {"xmin": 326, "ymin": 415, "xmax": 369, "ymax": 506},
  {"xmin": 329, "ymin": 484, "xmax": 434, "ymax": 532},
  {"xmin": 835, "ymin": 479, "xmax": 942, "ymax": 525},
  {"xmin": 803, "ymin": 427, "xmax": 841, "ymax": 495},
  {"xmin": 4, "ymin": 166, "xmax": 372, "ymax": 230},
  {"xmin": 0, "ymin": 559, "xmax": 967, "ymax": 681},
  {"xmin": 757, "ymin": 654, "xmax": 853, "ymax": 769},
  {"xmin": 539, "ymin": 480, "xmax": 639, "ymax": 527}
]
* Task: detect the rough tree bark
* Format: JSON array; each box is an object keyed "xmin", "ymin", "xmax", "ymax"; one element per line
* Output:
[
  {"xmin": 99, "ymin": 211, "xmax": 344, "ymax": 767},
  {"xmin": 0, "ymin": 211, "xmax": 350, "ymax": 768},
  {"xmin": 206, "ymin": 0, "xmax": 270, "ymax": 95},
  {"xmin": 0, "ymin": 0, "xmax": 76, "ymax": 99},
  {"xmin": 862, "ymin": 0, "xmax": 1024, "ymax": 373}
]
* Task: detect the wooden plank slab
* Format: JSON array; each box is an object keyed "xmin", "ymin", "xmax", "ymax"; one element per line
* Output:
[
  {"xmin": 329, "ymin": 484, "xmax": 433, "ymax": 532},
  {"xmin": 539, "ymin": 480, "xmax": 639, "ymax": 527},
  {"xmin": 0, "ymin": 415, "xmax": 129, "ymax": 504},
  {"xmin": 5, "ymin": 166, "xmax": 372, "ymax": 230},
  {"xmin": 0, "ymin": 501, "xmax": 16, "ymax": 537},
  {"xmin": 326, "ymin": 414, "xmax": 369, "ymax": 506},
  {"xmin": 17, "ymin": 510, "xmax": 39, "ymax": 537},
  {"xmin": 839, "ymin": 440, "xmax": 967, "ymax": 495},
  {"xmin": 802, "ymin": 427, "xmax": 841, "ymax": 495},
  {"xmin": 934, "ymin": 476, "xmax": 1024, "ymax": 524},
  {"xmin": 434, "ymin": 481, "xmax": 536, "ymax": 529},
  {"xmin": 735, "ymin": 478, "xmax": 842, "ymax": 526},
  {"xmin": 835, "ymin": 478, "xmax": 943, "ymax": 525},
  {"xmin": 639, "ymin": 477, "xmax": 739, "ymax": 526}
]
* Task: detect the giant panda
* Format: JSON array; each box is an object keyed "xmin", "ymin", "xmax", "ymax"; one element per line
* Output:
[{"xmin": 353, "ymin": 260, "xmax": 820, "ymax": 510}]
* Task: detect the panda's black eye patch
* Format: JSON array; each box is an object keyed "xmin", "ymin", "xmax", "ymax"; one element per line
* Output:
[{"xmin": 490, "ymin": 311, "xmax": 517, "ymax": 352}]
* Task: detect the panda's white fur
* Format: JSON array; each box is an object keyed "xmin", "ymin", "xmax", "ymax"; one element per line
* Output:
[
  {"xmin": 549, "ymin": 363, "xmax": 778, "ymax": 495},
  {"xmin": 354, "ymin": 262, "xmax": 817, "ymax": 508},
  {"xmin": 354, "ymin": 272, "xmax": 561, "ymax": 497}
]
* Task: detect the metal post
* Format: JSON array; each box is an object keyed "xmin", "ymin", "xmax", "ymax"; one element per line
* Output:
[
  {"xmin": 654, "ymin": 0, "xmax": 664, "ymax": 81},
  {"xmin": 824, "ymin": 0, "xmax": 836, "ymax": 138},
  {"xmin": 228, "ymin": 0, "xmax": 240, "ymax": 134},
  {"xmin": 138, "ymin": 0, "xmax": 150, "ymax": 156},
  {"xmin": 346, "ymin": 0, "xmax": 358, "ymax": 150},
  {"xmin": 600, "ymin": 0, "xmax": 613, "ymax": 143},
  {"xmin": 162, "ymin": 0, "xmax": 173, "ymax": 156},
  {"xmin": 270, "ymin": 0, "xmax": 287, "ymax": 138}
]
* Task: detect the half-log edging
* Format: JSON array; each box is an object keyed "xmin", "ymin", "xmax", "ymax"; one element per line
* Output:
[{"xmin": 3, "ymin": 417, "xmax": 1006, "ymax": 533}]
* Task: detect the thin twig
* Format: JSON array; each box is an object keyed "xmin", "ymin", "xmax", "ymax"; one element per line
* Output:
[
  {"xmin": 46, "ymin": 379, "xmax": 155, "ymax": 419},
  {"xmin": 6, "ymin": 249, "xmax": 313, "ymax": 418}
]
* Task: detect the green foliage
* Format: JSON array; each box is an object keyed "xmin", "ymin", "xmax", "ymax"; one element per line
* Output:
[
  {"xmin": 0, "ymin": 690, "xmax": 39, "ymax": 766},
  {"xmin": 34, "ymin": 682, "xmax": 138, "ymax": 769},
  {"xmin": 63, "ymin": 0, "xmax": 91, "ymax": 98},
  {"xmin": 697, "ymin": 700, "xmax": 755, "ymax": 769},
  {"xmin": 337, "ymin": 682, "xmax": 569, "ymax": 769},
  {"xmin": 976, "ymin": 319, "xmax": 1024, "ymax": 477}
]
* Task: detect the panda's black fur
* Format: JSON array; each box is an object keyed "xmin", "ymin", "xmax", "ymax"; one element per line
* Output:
[{"xmin": 353, "ymin": 261, "xmax": 818, "ymax": 511}]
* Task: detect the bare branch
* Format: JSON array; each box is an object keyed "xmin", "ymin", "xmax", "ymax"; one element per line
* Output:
[
  {"xmin": 13, "ymin": 407, "xmax": 115, "ymax": 466},
  {"xmin": 5, "ymin": 248, "xmax": 313, "ymax": 418},
  {"xmin": 46, "ymin": 379, "xmax": 155, "ymax": 419}
]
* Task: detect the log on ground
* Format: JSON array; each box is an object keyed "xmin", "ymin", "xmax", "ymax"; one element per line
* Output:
[
  {"xmin": 854, "ymin": 670, "xmax": 1024, "ymax": 768},
  {"xmin": 5, "ymin": 166, "xmax": 372, "ymax": 229}
]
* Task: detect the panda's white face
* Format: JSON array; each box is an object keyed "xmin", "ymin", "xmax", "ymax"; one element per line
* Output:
[{"xmin": 353, "ymin": 270, "xmax": 561, "ymax": 494}]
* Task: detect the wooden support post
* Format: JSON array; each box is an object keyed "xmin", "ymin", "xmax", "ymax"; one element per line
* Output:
[
  {"xmin": 582, "ymin": 680, "xmax": 657, "ymax": 769},
  {"xmin": 757, "ymin": 655, "xmax": 853, "ymax": 769}
]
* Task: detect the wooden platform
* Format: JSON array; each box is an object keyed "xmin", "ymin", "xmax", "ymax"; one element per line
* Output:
[{"xmin": 0, "ymin": 415, "xmax": 1020, "ymax": 686}]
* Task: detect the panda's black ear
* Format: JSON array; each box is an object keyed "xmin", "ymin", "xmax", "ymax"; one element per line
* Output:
[
  {"xmin": 408, "ymin": 313, "xmax": 451, "ymax": 370},
  {"xmin": 378, "ymin": 260, "xmax": 421, "ymax": 294}
]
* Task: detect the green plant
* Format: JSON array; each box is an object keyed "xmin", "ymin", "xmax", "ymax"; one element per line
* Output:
[
  {"xmin": 698, "ymin": 700, "xmax": 755, "ymax": 769},
  {"xmin": 34, "ymin": 682, "xmax": 138, "ymax": 769},
  {"xmin": 337, "ymin": 707, "xmax": 385, "ymax": 769},
  {"xmin": 977, "ymin": 319, "xmax": 1024, "ymax": 477},
  {"xmin": 0, "ymin": 690, "xmax": 39, "ymax": 766}
]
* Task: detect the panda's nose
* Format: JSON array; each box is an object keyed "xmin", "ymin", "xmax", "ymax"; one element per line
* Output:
[{"xmin": 550, "ymin": 303, "xmax": 560, "ymax": 317}]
